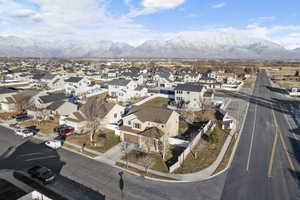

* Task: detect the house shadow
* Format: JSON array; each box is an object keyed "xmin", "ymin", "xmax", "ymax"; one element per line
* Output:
[{"xmin": 0, "ymin": 140, "xmax": 106, "ymax": 200}]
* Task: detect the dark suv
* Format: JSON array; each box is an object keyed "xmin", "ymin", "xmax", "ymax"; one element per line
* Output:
[
  {"xmin": 28, "ymin": 166, "xmax": 56, "ymax": 184},
  {"xmin": 16, "ymin": 114, "xmax": 30, "ymax": 122}
]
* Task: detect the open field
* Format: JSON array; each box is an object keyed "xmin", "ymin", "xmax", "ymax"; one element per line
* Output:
[
  {"xmin": 276, "ymin": 81, "xmax": 300, "ymax": 89},
  {"xmin": 243, "ymin": 75, "xmax": 257, "ymax": 89}
]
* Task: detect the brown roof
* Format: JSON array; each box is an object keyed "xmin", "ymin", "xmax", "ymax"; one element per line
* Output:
[
  {"xmin": 120, "ymin": 126, "xmax": 164, "ymax": 139},
  {"xmin": 73, "ymin": 111, "xmax": 86, "ymax": 121},
  {"xmin": 139, "ymin": 127, "xmax": 164, "ymax": 139},
  {"xmin": 5, "ymin": 97, "xmax": 15, "ymax": 104},
  {"xmin": 127, "ymin": 106, "xmax": 174, "ymax": 124}
]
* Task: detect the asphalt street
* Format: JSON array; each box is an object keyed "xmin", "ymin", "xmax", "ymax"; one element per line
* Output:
[
  {"xmin": 0, "ymin": 125, "xmax": 226, "ymax": 200},
  {"xmin": 1, "ymin": 70, "xmax": 300, "ymax": 200},
  {"xmin": 221, "ymin": 70, "xmax": 300, "ymax": 200}
]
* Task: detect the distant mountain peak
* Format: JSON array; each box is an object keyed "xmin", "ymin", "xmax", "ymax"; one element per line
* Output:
[{"xmin": 0, "ymin": 34, "xmax": 298, "ymax": 59}]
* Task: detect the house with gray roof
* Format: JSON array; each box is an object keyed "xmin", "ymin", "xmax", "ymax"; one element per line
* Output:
[
  {"xmin": 64, "ymin": 76, "xmax": 91, "ymax": 96},
  {"xmin": 120, "ymin": 106, "xmax": 179, "ymax": 152},
  {"xmin": 173, "ymin": 83, "xmax": 207, "ymax": 110},
  {"xmin": 106, "ymin": 78, "xmax": 138, "ymax": 102}
]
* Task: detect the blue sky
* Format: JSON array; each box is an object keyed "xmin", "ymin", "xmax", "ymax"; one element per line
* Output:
[{"xmin": 0, "ymin": 0, "xmax": 300, "ymax": 49}]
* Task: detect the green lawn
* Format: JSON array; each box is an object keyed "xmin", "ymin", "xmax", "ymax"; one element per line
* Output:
[
  {"xmin": 66, "ymin": 129, "xmax": 120, "ymax": 153},
  {"xmin": 141, "ymin": 97, "xmax": 169, "ymax": 108}
]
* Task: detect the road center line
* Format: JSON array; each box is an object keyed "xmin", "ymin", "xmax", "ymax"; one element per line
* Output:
[
  {"xmin": 268, "ymin": 110, "xmax": 279, "ymax": 178},
  {"xmin": 246, "ymin": 103, "xmax": 258, "ymax": 171}
]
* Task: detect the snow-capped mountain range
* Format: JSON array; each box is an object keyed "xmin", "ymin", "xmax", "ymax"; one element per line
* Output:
[{"xmin": 0, "ymin": 32, "xmax": 299, "ymax": 59}]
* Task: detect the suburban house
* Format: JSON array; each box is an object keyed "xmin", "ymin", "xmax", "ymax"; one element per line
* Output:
[
  {"xmin": 1, "ymin": 93, "xmax": 27, "ymax": 112},
  {"xmin": 173, "ymin": 83, "xmax": 207, "ymax": 110},
  {"xmin": 64, "ymin": 76, "xmax": 91, "ymax": 96},
  {"xmin": 0, "ymin": 88, "xmax": 19, "ymax": 111},
  {"xmin": 107, "ymin": 78, "xmax": 138, "ymax": 102},
  {"xmin": 62, "ymin": 102, "xmax": 124, "ymax": 131},
  {"xmin": 46, "ymin": 100, "xmax": 78, "ymax": 116},
  {"xmin": 119, "ymin": 106, "xmax": 180, "ymax": 152},
  {"xmin": 33, "ymin": 93, "xmax": 69, "ymax": 109}
]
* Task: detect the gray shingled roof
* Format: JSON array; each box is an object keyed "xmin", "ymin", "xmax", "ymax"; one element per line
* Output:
[
  {"xmin": 39, "ymin": 93, "xmax": 68, "ymax": 104},
  {"xmin": 174, "ymin": 84, "xmax": 204, "ymax": 92},
  {"xmin": 107, "ymin": 78, "xmax": 130, "ymax": 86},
  {"xmin": 0, "ymin": 87, "xmax": 17, "ymax": 94},
  {"xmin": 65, "ymin": 77, "xmax": 83, "ymax": 83},
  {"xmin": 46, "ymin": 100, "xmax": 66, "ymax": 111}
]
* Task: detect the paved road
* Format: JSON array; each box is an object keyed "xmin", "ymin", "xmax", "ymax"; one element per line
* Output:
[
  {"xmin": 1, "ymin": 70, "xmax": 299, "ymax": 200},
  {"xmin": 0, "ymin": 126, "xmax": 226, "ymax": 200},
  {"xmin": 221, "ymin": 70, "xmax": 300, "ymax": 200}
]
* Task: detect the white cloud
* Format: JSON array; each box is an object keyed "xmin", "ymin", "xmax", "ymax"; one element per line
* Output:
[
  {"xmin": 126, "ymin": 0, "xmax": 185, "ymax": 18},
  {"xmin": 211, "ymin": 2, "xmax": 226, "ymax": 9},
  {"xmin": 142, "ymin": 0, "xmax": 185, "ymax": 9}
]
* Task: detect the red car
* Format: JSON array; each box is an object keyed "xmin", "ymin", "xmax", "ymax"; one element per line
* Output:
[{"xmin": 54, "ymin": 125, "xmax": 74, "ymax": 135}]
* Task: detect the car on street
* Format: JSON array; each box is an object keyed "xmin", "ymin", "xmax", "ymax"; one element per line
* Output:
[
  {"xmin": 45, "ymin": 140, "xmax": 62, "ymax": 149},
  {"xmin": 28, "ymin": 165, "xmax": 56, "ymax": 184},
  {"xmin": 15, "ymin": 128, "xmax": 34, "ymax": 138}
]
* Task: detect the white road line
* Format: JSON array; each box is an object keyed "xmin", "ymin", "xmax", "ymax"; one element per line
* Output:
[
  {"xmin": 24, "ymin": 155, "xmax": 58, "ymax": 162},
  {"xmin": 246, "ymin": 103, "xmax": 258, "ymax": 171}
]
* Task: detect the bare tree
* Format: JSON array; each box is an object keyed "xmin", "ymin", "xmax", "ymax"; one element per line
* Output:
[
  {"xmin": 120, "ymin": 142, "xmax": 130, "ymax": 168},
  {"xmin": 80, "ymin": 97, "xmax": 106, "ymax": 145},
  {"xmin": 139, "ymin": 155, "xmax": 154, "ymax": 174},
  {"xmin": 13, "ymin": 94, "xmax": 34, "ymax": 113}
]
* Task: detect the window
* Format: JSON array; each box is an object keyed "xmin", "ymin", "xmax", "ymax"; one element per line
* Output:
[
  {"xmin": 128, "ymin": 120, "xmax": 131, "ymax": 125},
  {"xmin": 134, "ymin": 123, "xmax": 141, "ymax": 129},
  {"xmin": 114, "ymin": 113, "xmax": 117, "ymax": 118},
  {"xmin": 187, "ymin": 91, "xmax": 190, "ymax": 94}
]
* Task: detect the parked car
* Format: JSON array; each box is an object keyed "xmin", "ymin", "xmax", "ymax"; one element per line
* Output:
[
  {"xmin": 53, "ymin": 124, "xmax": 74, "ymax": 135},
  {"xmin": 27, "ymin": 166, "xmax": 56, "ymax": 184},
  {"xmin": 45, "ymin": 140, "xmax": 62, "ymax": 149},
  {"xmin": 16, "ymin": 114, "xmax": 30, "ymax": 122},
  {"xmin": 15, "ymin": 128, "xmax": 34, "ymax": 138}
]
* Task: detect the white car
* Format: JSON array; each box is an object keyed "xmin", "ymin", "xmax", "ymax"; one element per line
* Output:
[
  {"xmin": 15, "ymin": 128, "xmax": 34, "ymax": 138},
  {"xmin": 45, "ymin": 140, "xmax": 62, "ymax": 149}
]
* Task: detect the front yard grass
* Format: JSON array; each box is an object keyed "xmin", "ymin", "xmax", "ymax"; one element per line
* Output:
[
  {"xmin": 141, "ymin": 97, "xmax": 169, "ymax": 108},
  {"xmin": 122, "ymin": 150, "xmax": 169, "ymax": 173},
  {"xmin": 174, "ymin": 125, "xmax": 229, "ymax": 174},
  {"xmin": 63, "ymin": 143, "xmax": 98, "ymax": 158},
  {"xmin": 115, "ymin": 162, "xmax": 175, "ymax": 180},
  {"xmin": 214, "ymin": 133, "xmax": 236, "ymax": 174},
  {"xmin": 19, "ymin": 119, "xmax": 59, "ymax": 134},
  {"xmin": 66, "ymin": 129, "xmax": 120, "ymax": 153},
  {"xmin": 0, "ymin": 112, "xmax": 19, "ymax": 120}
]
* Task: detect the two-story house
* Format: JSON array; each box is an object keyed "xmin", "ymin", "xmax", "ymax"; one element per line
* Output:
[
  {"xmin": 64, "ymin": 76, "xmax": 91, "ymax": 96},
  {"xmin": 119, "ymin": 106, "xmax": 180, "ymax": 152},
  {"xmin": 107, "ymin": 78, "xmax": 138, "ymax": 102},
  {"xmin": 174, "ymin": 84, "xmax": 207, "ymax": 110}
]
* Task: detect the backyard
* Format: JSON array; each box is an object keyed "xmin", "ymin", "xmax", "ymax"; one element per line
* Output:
[
  {"xmin": 174, "ymin": 125, "xmax": 230, "ymax": 174},
  {"xmin": 141, "ymin": 97, "xmax": 169, "ymax": 108}
]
